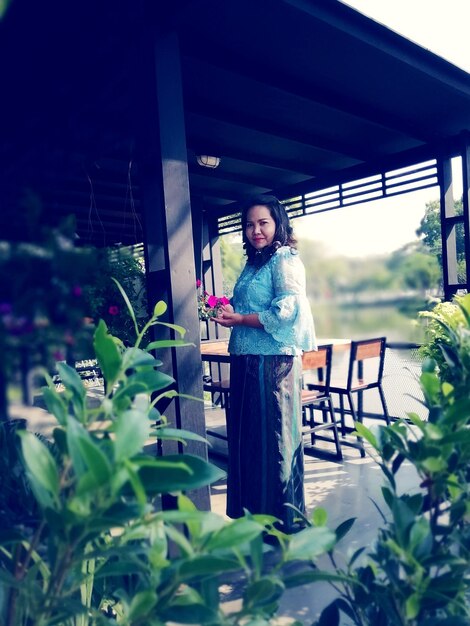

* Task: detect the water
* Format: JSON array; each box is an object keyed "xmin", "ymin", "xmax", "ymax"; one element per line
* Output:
[
  {"xmin": 311, "ymin": 299, "xmax": 428, "ymax": 344},
  {"xmin": 311, "ymin": 299, "xmax": 429, "ymax": 421}
]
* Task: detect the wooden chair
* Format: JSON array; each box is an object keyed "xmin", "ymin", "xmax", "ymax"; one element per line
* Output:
[
  {"xmin": 330, "ymin": 337, "xmax": 390, "ymax": 457},
  {"xmin": 204, "ymin": 377, "xmax": 229, "ymax": 444},
  {"xmin": 301, "ymin": 344, "xmax": 342, "ymax": 460}
]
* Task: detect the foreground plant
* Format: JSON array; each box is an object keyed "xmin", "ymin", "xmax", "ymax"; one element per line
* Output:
[
  {"xmin": 0, "ymin": 281, "xmax": 337, "ymax": 626},
  {"xmin": 306, "ymin": 294, "xmax": 470, "ymax": 625}
]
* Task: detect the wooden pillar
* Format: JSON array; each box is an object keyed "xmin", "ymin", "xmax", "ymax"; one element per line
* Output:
[
  {"xmin": 136, "ymin": 25, "xmax": 210, "ymax": 510},
  {"xmin": 461, "ymin": 135, "xmax": 470, "ymax": 292},
  {"xmin": 438, "ymin": 157, "xmax": 458, "ymax": 301}
]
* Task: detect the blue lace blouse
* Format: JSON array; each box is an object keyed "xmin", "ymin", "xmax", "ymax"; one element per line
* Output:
[{"xmin": 228, "ymin": 246, "xmax": 316, "ymax": 356}]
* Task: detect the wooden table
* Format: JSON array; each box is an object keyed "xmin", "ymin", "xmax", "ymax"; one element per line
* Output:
[
  {"xmin": 201, "ymin": 337, "xmax": 352, "ymax": 447},
  {"xmin": 200, "ymin": 338, "xmax": 351, "ymax": 364}
]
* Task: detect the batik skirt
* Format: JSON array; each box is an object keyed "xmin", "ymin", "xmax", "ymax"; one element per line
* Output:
[{"xmin": 226, "ymin": 353, "xmax": 305, "ymax": 532}]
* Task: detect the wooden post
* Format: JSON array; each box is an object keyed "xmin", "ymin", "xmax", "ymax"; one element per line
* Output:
[
  {"xmin": 439, "ymin": 157, "xmax": 458, "ymax": 300},
  {"xmin": 135, "ymin": 24, "xmax": 210, "ymax": 510}
]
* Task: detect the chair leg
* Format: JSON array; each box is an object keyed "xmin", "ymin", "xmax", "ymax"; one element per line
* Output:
[
  {"xmin": 327, "ymin": 396, "xmax": 342, "ymax": 460},
  {"xmin": 302, "ymin": 406, "xmax": 308, "ymax": 427},
  {"xmin": 339, "ymin": 394, "xmax": 346, "ymax": 436},
  {"xmin": 309, "ymin": 406, "xmax": 316, "ymax": 445},
  {"xmin": 347, "ymin": 392, "xmax": 365, "ymax": 458},
  {"xmin": 378, "ymin": 386, "xmax": 391, "ymax": 425}
]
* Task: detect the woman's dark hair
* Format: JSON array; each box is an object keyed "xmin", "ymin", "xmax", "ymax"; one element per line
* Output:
[{"xmin": 241, "ymin": 195, "xmax": 297, "ymax": 265}]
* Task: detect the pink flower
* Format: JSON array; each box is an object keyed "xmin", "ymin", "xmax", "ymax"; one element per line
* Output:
[
  {"xmin": 108, "ymin": 305, "xmax": 119, "ymax": 316},
  {"xmin": 219, "ymin": 296, "xmax": 230, "ymax": 306},
  {"xmin": 207, "ymin": 295, "xmax": 219, "ymax": 308},
  {"xmin": 196, "ymin": 279, "xmax": 202, "ymax": 288}
]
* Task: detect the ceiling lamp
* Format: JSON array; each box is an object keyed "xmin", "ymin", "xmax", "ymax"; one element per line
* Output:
[{"xmin": 196, "ymin": 155, "xmax": 221, "ymax": 169}]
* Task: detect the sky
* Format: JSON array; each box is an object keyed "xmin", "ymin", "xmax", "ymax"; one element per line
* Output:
[{"xmin": 299, "ymin": 0, "xmax": 470, "ymax": 258}]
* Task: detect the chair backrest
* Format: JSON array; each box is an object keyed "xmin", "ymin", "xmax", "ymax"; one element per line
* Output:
[
  {"xmin": 302, "ymin": 344, "xmax": 333, "ymax": 389},
  {"xmin": 347, "ymin": 337, "xmax": 387, "ymax": 387}
]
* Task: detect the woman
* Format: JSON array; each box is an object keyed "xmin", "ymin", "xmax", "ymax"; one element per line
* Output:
[{"xmin": 212, "ymin": 195, "xmax": 316, "ymax": 532}]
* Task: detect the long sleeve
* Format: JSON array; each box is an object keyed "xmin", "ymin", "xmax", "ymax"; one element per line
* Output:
[
  {"xmin": 258, "ymin": 249, "xmax": 316, "ymax": 351},
  {"xmin": 228, "ymin": 247, "xmax": 316, "ymax": 355}
]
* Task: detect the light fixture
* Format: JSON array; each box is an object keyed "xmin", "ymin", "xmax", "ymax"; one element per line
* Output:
[{"xmin": 196, "ymin": 155, "xmax": 221, "ymax": 169}]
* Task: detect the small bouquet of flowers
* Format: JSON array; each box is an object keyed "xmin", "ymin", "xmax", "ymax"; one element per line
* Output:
[{"xmin": 197, "ymin": 279, "xmax": 230, "ymax": 321}]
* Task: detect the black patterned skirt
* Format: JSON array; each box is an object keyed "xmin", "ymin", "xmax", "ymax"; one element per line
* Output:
[{"xmin": 226, "ymin": 353, "xmax": 305, "ymax": 532}]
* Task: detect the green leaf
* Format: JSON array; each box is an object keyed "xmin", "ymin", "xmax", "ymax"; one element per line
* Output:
[
  {"xmin": 244, "ymin": 577, "xmax": 285, "ymax": 608},
  {"xmin": 122, "ymin": 347, "xmax": 157, "ymax": 369},
  {"xmin": 312, "ymin": 507, "xmax": 328, "ymax": 527},
  {"xmin": 422, "ymin": 456, "xmax": 447, "ymax": 473},
  {"xmin": 382, "ymin": 482, "xmax": 398, "ymax": 511},
  {"xmin": 93, "ymin": 319, "xmax": 122, "ymax": 391},
  {"xmin": 114, "ymin": 410, "xmax": 151, "ymax": 461},
  {"xmin": 94, "ymin": 560, "xmax": 149, "ymax": 579},
  {"xmin": 79, "ymin": 437, "xmax": 112, "ymax": 486},
  {"xmin": 56, "ymin": 362, "xmax": 85, "ymax": 399},
  {"xmin": 409, "ymin": 517, "xmax": 432, "ymax": 558},
  {"xmin": 18, "ymin": 431, "xmax": 59, "ymax": 500},
  {"xmin": 111, "ymin": 276, "xmax": 138, "ymax": 336},
  {"xmin": 146, "ymin": 339, "xmax": 194, "ymax": 351},
  {"xmin": 153, "ymin": 320, "xmax": 187, "ymax": 338},
  {"xmin": 127, "ymin": 367, "xmax": 175, "ymax": 394},
  {"xmin": 318, "ymin": 602, "xmax": 340, "ymax": 626},
  {"xmin": 392, "ymin": 498, "xmax": 415, "ymax": 547},
  {"xmin": 421, "ymin": 357, "xmax": 437, "ymax": 373},
  {"xmin": 177, "ymin": 493, "xmax": 200, "ymax": 539},
  {"xmin": 405, "ymin": 592, "xmax": 421, "ymax": 620},
  {"xmin": 127, "ymin": 590, "xmax": 158, "ymax": 621},
  {"xmin": 424, "ymin": 422, "xmax": 443, "ymax": 440},
  {"xmin": 156, "ymin": 427, "xmax": 208, "ymax": 445},
  {"xmin": 420, "ymin": 371, "xmax": 441, "ymax": 403},
  {"xmin": 153, "ymin": 300, "xmax": 167, "ymax": 317},
  {"xmin": 334, "ymin": 517, "xmax": 356, "ymax": 542},
  {"xmin": 134, "ymin": 454, "xmax": 226, "ymax": 494},
  {"xmin": 159, "ymin": 603, "xmax": 216, "ymax": 625},
  {"xmin": 179, "ymin": 555, "xmax": 241, "ymax": 579},
  {"xmin": 66, "ymin": 420, "xmax": 112, "ymax": 490},
  {"xmin": 286, "ymin": 526, "xmax": 336, "ymax": 561},
  {"xmin": 122, "ymin": 459, "xmax": 147, "ymax": 506},
  {"xmin": 354, "ymin": 422, "xmax": 377, "ymax": 448},
  {"xmin": 66, "ymin": 418, "xmax": 89, "ymax": 477},
  {"xmin": 57, "ymin": 362, "xmax": 86, "ymax": 418},
  {"xmin": 205, "ymin": 518, "xmax": 264, "ymax": 550},
  {"xmin": 41, "ymin": 386, "xmax": 68, "ymax": 426},
  {"xmin": 406, "ymin": 412, "xmax": 426, "ymax": 431}
]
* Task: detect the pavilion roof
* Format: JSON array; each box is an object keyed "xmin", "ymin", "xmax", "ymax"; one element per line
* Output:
[{"xmin": 1, "ymin": 0, "xmax": 470, "ymax": 245}]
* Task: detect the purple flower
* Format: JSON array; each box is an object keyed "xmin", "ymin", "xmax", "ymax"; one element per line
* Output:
[
  {"xmin": 108, "ymin": 305, "xmax": 119, "ymax": 316},
  {"xmin": 0, "ymin": 302, "xmax": 13, "ymax": 315}
]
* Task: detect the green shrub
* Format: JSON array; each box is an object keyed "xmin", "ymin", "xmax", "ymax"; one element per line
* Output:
[
  {"xmin": 308, "ymin": 295, "xmax": 470, "ymax": 625},
  {"xmin": 418, "ymin": 295, "xmax": 470, "ymax": 391},
  {"xmin": 0, "ymin": 282, "xmax": 337, "ymax": 625}
]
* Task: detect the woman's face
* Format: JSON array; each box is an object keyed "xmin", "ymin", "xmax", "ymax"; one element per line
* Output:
[{"xmin": 245, "ymin": 205, "xmax": 276, "ymax": 250}]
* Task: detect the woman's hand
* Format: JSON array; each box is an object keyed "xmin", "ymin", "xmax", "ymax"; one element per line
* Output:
[{"xmin": 211, "ymin": 304, "xmax": 243, "ymax": 328}]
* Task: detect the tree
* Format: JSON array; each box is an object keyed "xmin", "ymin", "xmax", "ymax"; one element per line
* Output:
[
  {"xmin": 416, "ymin": 198, "xmax": 465, "ymax": 281},
  {"xmin": 401, "ymin": 251, "xmax": 440, "ymax": 291},
  {"xmin": 219, "ymin": 234, "xmax": 244, "ymax": 295}
]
